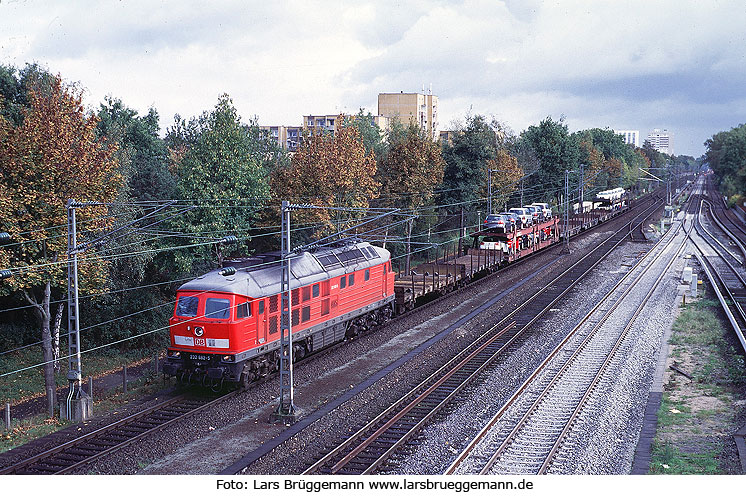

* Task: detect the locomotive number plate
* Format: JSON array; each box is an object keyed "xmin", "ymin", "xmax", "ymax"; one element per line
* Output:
[{"xmin": 189, "ymin": 354, "xmax": 210, "ymax": 361}]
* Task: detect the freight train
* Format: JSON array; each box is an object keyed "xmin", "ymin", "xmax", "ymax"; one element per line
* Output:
[{"xmin": 163, "ymin": 190, "xmax": 631, "ymax": 388}]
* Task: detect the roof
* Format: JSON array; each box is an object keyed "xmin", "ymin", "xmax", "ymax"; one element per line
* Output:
[{"xmin": 178, "ymin": 241, "xmax": 390, "ymax": 298}]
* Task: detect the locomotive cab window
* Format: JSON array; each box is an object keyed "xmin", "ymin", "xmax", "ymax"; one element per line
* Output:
[
  {"xmin": 205, "ymin": 298, "xmax": 231, "ymax": 319},
  {"xmin": 237, "ymin": 301, "xmax": 251, "ymax": 319},
  {"xmin": 348, "ymin": 273, "xmax": 354, "ymax": 286},
  {"xmin": 365, "ymin": 269, "xmax": 370, "ymax": 281},
  {"xmin": 340, "ymin": 276, "xmax": 346, "ymax": 289},
  {"xmin": 176, "ymin": 296, "xmax": 199, "ymax": 317},
  {"xmin": 302, "ymin": 286, "xmax": 311, "ymax": 302},
  {"xmin": 312, "ymin": 284, "xmax": 320, "ymax": 297},
  {"xmin": 258, "ymin": 300, "xmax": 265, "ymax": 315}
]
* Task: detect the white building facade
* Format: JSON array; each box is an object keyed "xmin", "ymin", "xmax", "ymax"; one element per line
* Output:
[
  {"xmin": 646, "ymin": 128, "xmax": 674, "ymax": 155},
  {"xmin": 615, "ymin": 130, "xmax": 640, "ymax": 148}
]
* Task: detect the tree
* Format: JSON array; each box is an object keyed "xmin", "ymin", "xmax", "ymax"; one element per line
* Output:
[
  {"xmin": 86, "ymin": 98, "xmax": 176, "ymax": 348},
  {"xmin": 271, "ymin": 125, "xmax": 379, "ymax": 244},
  {"xmin": 97, "ymin": 97, "xmax": 175, "ymax": 202},
  {"xmin": 519, "ymin": 117, "xmax": 580, "ymax": 206},
  {"xmin": 378, "ymin": 123, "xmax": 445, "ymax": 271},
  {"xmin": 705, "ymin": 124, "xmax": 746, "ymax": 201},
  {"xmin": 486, "ymin": 149, "xmax": 523, "ymax": 213},
  {"xmin": 440, "ymin": 115, "xmax": 503, "ymax": 210},
  {"xmin": 343, "ymin": 109, "xmax": 386, "ymax": 163},
  {"xmin": 167, "ymin": 94, "xmax": 274, "ymax": 273},
  {"xmin": 0, "ymin": 76, "xmax": 121, "ymax": 413}
]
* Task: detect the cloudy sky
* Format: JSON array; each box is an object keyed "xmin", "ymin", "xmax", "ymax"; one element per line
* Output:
[{"xmin": 2, "ymin": 0, "xmax": 745, "ymax": 156}]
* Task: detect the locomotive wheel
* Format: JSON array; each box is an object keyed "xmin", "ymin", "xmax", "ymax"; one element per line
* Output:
[{"xmin": 238, "ymin": 364, "xmax": 252, "ymax": 389}]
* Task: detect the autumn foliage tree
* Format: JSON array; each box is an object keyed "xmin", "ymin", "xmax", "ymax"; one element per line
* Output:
[
  {"xmin": 271, "ymin": 125, "xmax": 379, "ymax": 243},
  {"xmin": 378, "ymin": 123, "xmax": 445, "ymax": 271},
  {"xmin": 0, "ymin": 76, "xmax": 120, "ymax": 412}
]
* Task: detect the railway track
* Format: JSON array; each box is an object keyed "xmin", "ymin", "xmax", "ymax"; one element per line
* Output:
[
  {"xmin": 705, "ymin": 177, "xmax": 746, "ymax": 255},
  {"xmin": 0, "ymin": 391, "xmax": 232, "ymax": 475},
  {"xmin": 446, "ymin": 209, "xmax": 689, "ymax": 474},
  {"xmin": 690, "ymin": 194, "xmax": 746, "ymax": 355},
  {"xmin": 302, "ymin": 198, "xmax": 664, "ymax": 475}
]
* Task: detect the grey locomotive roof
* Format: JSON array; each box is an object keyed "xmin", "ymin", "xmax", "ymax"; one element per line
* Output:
[{"xmin": 179, "ymin": 241, "xmax": 390, "ymax": 298}]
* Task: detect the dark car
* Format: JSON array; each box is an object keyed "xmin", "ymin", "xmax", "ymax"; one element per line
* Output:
[
  {"xmin": 484, "ymin": 214, "xmax": 513, "ymax": 233},
  {"xmin": 500, "ymin": 212, "xmax": 520, "ymax": 231}
]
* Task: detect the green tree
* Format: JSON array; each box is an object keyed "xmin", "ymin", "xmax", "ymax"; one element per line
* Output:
[
  {"xmin": 343, "ymin": 109, "xmax": 386, "ymax": 163},
  {"xmin": 705, "ymin": 124, "xmax": 746, "ymax": 201},
  {"xmin": 0, "ymin": 76, "xmax": 121, "ymax": 413},
  {"xmin": 519, "ymin": 117, "xmax": 580, "ymax": 206},
  {"xmin": 167, "ymin": 94, "xmax": 273, "ymax": 273},
  {"xmin": 439, "ymin": 115, "xmax": 502, "ymax": 209}
]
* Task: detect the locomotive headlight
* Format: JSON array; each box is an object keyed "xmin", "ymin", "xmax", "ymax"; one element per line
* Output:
[{"xmin": 222, "ymin": 355, "xmax": 235, "ymax": 362}]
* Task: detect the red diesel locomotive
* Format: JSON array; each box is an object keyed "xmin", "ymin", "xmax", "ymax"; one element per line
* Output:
[{"xmin": 162, "ymin": 241, "xmax": 395, "ymax": 388}]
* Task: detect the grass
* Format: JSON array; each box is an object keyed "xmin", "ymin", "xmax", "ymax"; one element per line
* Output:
[
  {"xmin": 650, "ymin": 294, "xmax": 746, "ymax": 474},
  {"xmin": 0, "ymin": 370, "xmax": 168, "ymax": 453},
  {"xmin": 651, "ymin": 441, "xmax": 722, "ymax": 474},
  {"xmin": 0, "ymin": 334, "xmax": 167, "ymax": 405}
]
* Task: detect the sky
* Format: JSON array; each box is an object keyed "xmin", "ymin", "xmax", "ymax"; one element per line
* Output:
[{"xmin": 2, "ymin": 0, "xmax": 745, "ymax": 157}]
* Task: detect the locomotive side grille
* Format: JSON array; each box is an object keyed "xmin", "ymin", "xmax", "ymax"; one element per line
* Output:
[
  {"xmin": 292, "ymin": 308, "xmax": 300, "ymax": 327},
  {"xmin": 269, "ymin": 316, "xmax": 278, "ymax": 335},
  {"xmin": 292, "ymin": 288, "xmax": 300, "ymax": 304},
  {"xmin": 269, "ymin": 295, "xmax": 279, "ymax": 313}
]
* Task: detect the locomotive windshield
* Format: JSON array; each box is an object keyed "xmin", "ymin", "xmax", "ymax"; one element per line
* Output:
[
  {"xmin": 205, "ymin": 298, "xmax": 231, "ymax": 319},
  {"xmin": 176, "ymin": 296, "xmax": 198, "ymax": 317}
]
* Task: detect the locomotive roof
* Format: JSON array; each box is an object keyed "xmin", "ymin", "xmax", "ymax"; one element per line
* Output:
[{"xmin": 178, "ymin": 241, "xmax": 390, "ymax": 298}]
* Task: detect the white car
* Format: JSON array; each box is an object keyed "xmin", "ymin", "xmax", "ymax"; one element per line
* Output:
[
  {"xmin": 508, "ymin": 207, "xmax": 532, "ymax": 228},
  {"xmin": 530, "ymin": 202, "xmax": 552, "ymax": 220}
]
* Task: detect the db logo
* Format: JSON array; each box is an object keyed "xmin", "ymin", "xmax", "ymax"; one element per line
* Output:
[{"xmin": 195, "ymin": 338, "xmax": 206, "ymax": 347}]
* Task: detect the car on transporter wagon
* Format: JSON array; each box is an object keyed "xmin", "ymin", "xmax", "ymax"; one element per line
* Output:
[
  {"xmin": 483, "ymin": 213, "xmax": 514, "ymax": 233},
  {"xmin": 508, "ymin": 207, "xmax": 533, "ymax": 228},
  {"xmin": 523, "ymin": 205, "xmax": 545, "ymax": 224}
]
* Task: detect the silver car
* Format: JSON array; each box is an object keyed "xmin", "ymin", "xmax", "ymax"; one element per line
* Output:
[
  {"xmin": 508, "ymin": 207, "xmax": 532, "ymax": 228},
  {"xmin": 530, "ymin": 202, "xmax": 552, "ymax": 220}
]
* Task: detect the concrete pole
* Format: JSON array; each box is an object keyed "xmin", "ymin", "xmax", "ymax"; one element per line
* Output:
[{"xmin": 4, "ymin": 402, "xmax": 10, "ymax": 431}]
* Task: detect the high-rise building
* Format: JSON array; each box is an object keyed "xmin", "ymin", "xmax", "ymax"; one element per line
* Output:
[
  {"xmin": 645, "ymin": 128, "xmax": 674, "ymax": 155},
  {"xmin": 615, "ymin": 130, "xmax": 640, "ymax": 148},
  {"xmin": 378, "ymin": 91, "xmax": 439, "ymax": 140}
]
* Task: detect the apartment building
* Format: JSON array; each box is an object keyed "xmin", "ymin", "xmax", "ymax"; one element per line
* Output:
[
  {"xmin": 260, "ymin": 125, "xmax": 303, "ymax": 152},
  {"xmin": 646, "ymin": 128, "xmax": 674, "ymax": 155},
  {"xmin": 378, "ymin": 91, "xmax": 439, "ymax": 140}
]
